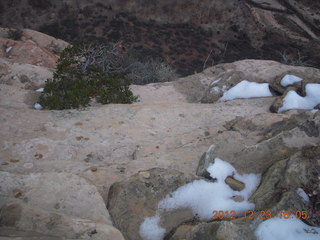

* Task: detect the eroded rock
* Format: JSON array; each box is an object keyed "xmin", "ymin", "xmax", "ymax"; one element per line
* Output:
[
  {"xmin": 0, "ymin": 172, "xmax": 111, "ymax": 224},
  {"xmin": 199, "ymin": 60, "xmax": 320, "ymax": 104},
  {"xmin": 0, "ymin": 201, "xmax": 125, "ymax": 240},
  {"xmin": 107, "ymin": 168, "xmax": 199, "ymax": 240}
]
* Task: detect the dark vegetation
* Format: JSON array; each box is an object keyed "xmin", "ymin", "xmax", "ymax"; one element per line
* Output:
[
  {"xmin": 38, "ymin": 8, "xmax": 318, "ymax": 76},
  {"xmin": 0, "ymin": 2, "xmax": 3, "ymax": 14},
  {"xmin": 39, "ymin": 43, "xmax": 177, "ymax": 110},
  {"xmin": 8, "ymin": 28, "xmax": 23, "ymax": 41},
  {"xmin": 39, "ymin": 44, "xmax": 137, "ymax": 110},
  {"xmin": 1, "ymin": 1, "xmax": 319, "ymax": 75},
  {"xmin": 28, "ymin": 0, "xmax": 52, "ymax": 9}
]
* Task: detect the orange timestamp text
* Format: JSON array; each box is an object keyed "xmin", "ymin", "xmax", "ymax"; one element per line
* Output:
[{"xmin": 211, "ymin": 210, "xmax": 308, "ymax": 220}]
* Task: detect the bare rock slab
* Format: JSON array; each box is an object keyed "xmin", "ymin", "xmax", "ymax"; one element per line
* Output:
[
  {"xmin": 0, "ymin": 201, "xmax": 124, "ymax": 240},
  {"xmin": 0, "ymin": 171, "xmax": 111, "ymax": 224}
]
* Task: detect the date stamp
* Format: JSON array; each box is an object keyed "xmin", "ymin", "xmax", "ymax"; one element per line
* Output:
[{"xmin": 211, "ymin": 210, "xmax": 308, "ymax": 220}]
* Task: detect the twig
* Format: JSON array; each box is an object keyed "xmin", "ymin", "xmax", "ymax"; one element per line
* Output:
[{"xmin": 203, "ymin": 48, "xmax": 214, "ymax": 71}]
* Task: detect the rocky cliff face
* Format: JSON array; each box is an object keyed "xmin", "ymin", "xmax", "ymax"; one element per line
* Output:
[{"xmin": 0, "ymin": 0, "xmax": 319, "ymax": 75}]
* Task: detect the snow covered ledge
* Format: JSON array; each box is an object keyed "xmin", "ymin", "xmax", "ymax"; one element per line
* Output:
[{"xmin": 139, "ymin": 158, "xmax": 261, "ymax": 240}]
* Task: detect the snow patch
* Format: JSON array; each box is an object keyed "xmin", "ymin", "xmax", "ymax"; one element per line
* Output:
[
  {"xmin": 219, "ymin": 80, "xmax": 272, "ymax": 102},
  {"xmin": 210, "ymin": 86, "xmax": 220, "ymax": 94},
  {"xmin": 296, "ymin": 188, "xmax": 309, "ymax": 203},
  {"xmin": 36, "ymin": 88, "xmax": 44, "ymax": 93},
  {"xmin": 6, "ymin": 46, "xmax": 12, "ymax": 53},
  {"xmin": 139, "ymin": 214, "xmax": 165, "ymax": 240},
  {"xmin": 139, "ymin": 158, "xmax": 261, "ymax": 240},
  {"xmin": 255, "ymin": 217, "xmax": 320, "ymax": 240},
  {"xmin": 278, "ymin": 84, "xmax": 320, "ymax": 112},
  {"xmin": 280, "ymin": 75, "xmax": 303, "ymax": 87},
  {"xmin": 34, "ymin": 103, "xmax": 42, "ymax": 110}
]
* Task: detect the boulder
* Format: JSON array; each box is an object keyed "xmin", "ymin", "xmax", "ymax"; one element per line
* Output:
[
  {"xmin": 269, "ymin": 70, "xmax": 320, "ymax": 95},
  {"xmin": 270, "ymin": 78, "xmax": 320, "ymax": 113},
  {"xmin": 250, "ymin": 147, "xmax": 320, "ymax": 225},
  {"xmin": 0, "ymin": 171, "xmax": 126, "ymax": 239},
  {"xmin": 196, "ymin": 111, "xmax": 320, "ymax": 175},
  {"xmin": 0, "ymin": 202, "xmax": 125, "ymax": 240},
  {"xmin": 0, "ymin": 37, "xmax": 58, "ymax": 68},
  {"xmin": 169, "ymin": 220, "xmax": 256, "ymax": 240},
  {"xmin": 0, "ymin": 58, "xmax": 53, "ymax": 89},
  {"xmin": 200, "ymin": 60, "xmax": 320, "ymax": 103},
  {"xmin": 0, "ymin": 171, "xmax": 111, "ymax": 224},
  {"xmin": 21, "ymin": 29, "xmax": 69, "ymax": 54},
  {"xmin": 199, "ymin": 60, "xmax": 320, "ymax": 104},
  {"xmin": 107, "ymin": 168, "xmax": 199, "ymax": 240},
  {"xmin": 169, "ymin": 144, "xmax": 320, "ymax": 239}
]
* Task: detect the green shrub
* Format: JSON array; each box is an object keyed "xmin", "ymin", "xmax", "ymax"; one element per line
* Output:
[
  {"xmin": 38, "ymin": 44, "xmax": 138, "ymax": 110},
  {"xmin": 39, "ymin": 42, "xmax": 177, "ymax": 110}
]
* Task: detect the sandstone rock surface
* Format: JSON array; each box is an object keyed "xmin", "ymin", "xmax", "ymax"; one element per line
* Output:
[
  {"xmin": 0, "ymin": 30, "xmax": 319, "ymax": 239},
  {"xmin": 200, "ymin": 60, "xmax": 320, "ymax": 104},
  {"xmin": 0, "ymin": 37, "xmax": 58, "ymax": 68},
  {"xmin": 107, "ymin": 168, "xmax": 198, "ymax": 240}
]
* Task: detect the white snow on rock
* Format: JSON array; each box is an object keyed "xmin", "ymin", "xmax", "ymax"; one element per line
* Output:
[
  {"xmin": 278, "ymin": 83, "xmax": 320, "ymax": 112},
  {"xmin": 34, "ymin": 103, "xmax": 43, "ymax": 110},
  {"xmin": 255, "ymin": 217, "xmax": 320, "ymax": 240},
  {"xmin": 280, "ymin": 75, "xmax": 303, "ymax": 87},
  {"xmin": 36, "ymin": 88, "xmax": 44, "ymax": 92},
  {"xmin": 6, "ymin": 46, "xmax": 12, "ymax": 53},
  {"xmin": 210, "ymin": 86, "xmax": 220, "ymax": 94},
  {"xmin": 139, "ymin": 158, "xmax": 261, "ymax": 240},
  {"xmin": 139, "ymin": 214, "xmax": 165, "ymax": 240},
  {"xmin": 219, "ymin": 80, "xmax": 272, "ymax": 102},
  {"xmin": 296, "ymin": 188, "xmax": 309, "ymax": 203}
]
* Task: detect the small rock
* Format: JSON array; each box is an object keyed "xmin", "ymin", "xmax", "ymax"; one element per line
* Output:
[
  {"xmin": 225, "ymin": 176, "xmax": 245, "ymax": 191},
  {"xmin": 87, "ymin": 229, "xmax": 98, "ymax": 237},
  {"xmin": 90, "ymin": 167, "xmax": 98, "ymax": 172},
  {"xmin": 9, "ymin": 159, "xmax": 19, "ymax": 163},
  {"xmin": 139, "ymin": 171, "xmax": 150, "ymax": 179},
  {"xmin": 196, "ymin": 145, "xmax": 216, "ymax": 180},
  {"xmin": 13, "ymin": 189, "xmax": 22, "ymax": 198},
  {"xmin": 230, "ymin": 195, "xmax": 244, "ymax": 202}
]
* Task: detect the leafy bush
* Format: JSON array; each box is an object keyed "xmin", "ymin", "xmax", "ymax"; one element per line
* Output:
[
  {"xmin": 39, "ymin": 42, "xmax": 177, "ymax": 110},
  {"xmin": 57, "ymin": 43, "xmax": 178, "ymax": 85},
  {"xmin": 38, "ymin": 44, "xmax": 138, "ymax": 110}
]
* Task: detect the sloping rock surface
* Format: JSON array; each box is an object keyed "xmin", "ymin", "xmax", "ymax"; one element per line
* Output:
[
  {"xmin": 0, "ymin": 29, "xmax": 319, "ymax": 239},
  {"xmin": 200, "ymin": 60, "xmax": 320, "ymax": 104}
]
